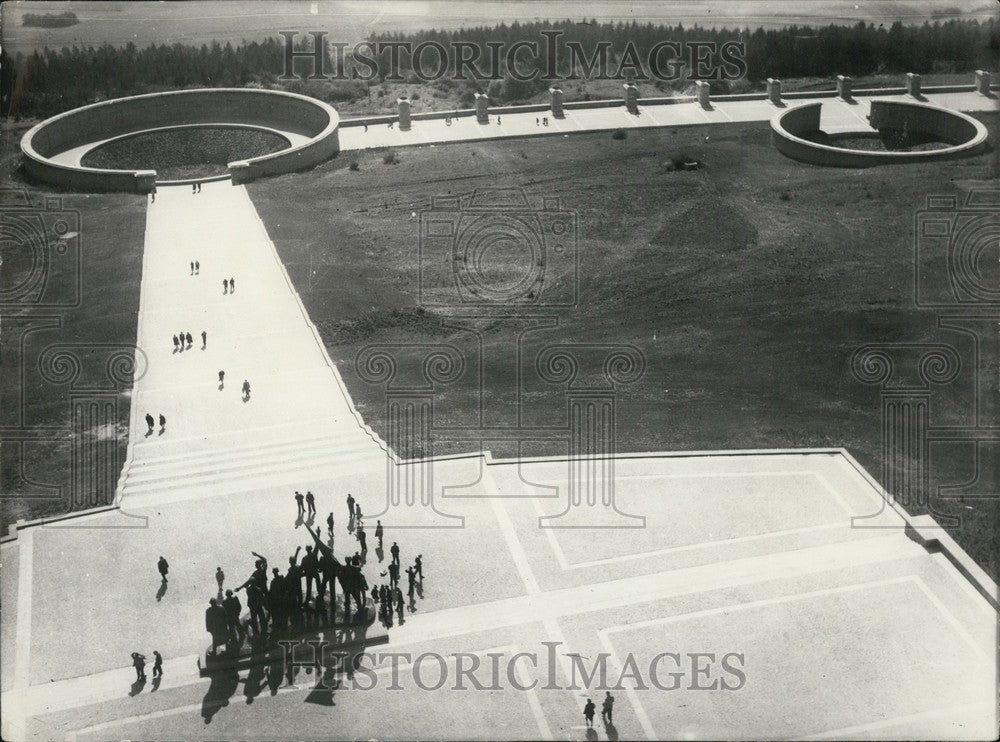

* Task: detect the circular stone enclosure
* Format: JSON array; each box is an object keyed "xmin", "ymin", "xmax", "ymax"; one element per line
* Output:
[
  {"xmin": 21, "ymin": 88, "xmax": 340, "ymax": 192},
  {"xmin": 771, "ymin": 100, "xmax": 989, "ymax": 167}
]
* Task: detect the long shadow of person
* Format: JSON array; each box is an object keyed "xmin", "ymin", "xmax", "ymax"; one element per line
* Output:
[
  {"xmin": 128, "ymin": 677, "xmax": 146, "ymax": 696},
  {"xmin": 145, "ymin": 429, "xmax": 153, "ymax": 438},
  {"xmin": 415, "ymin": 583, "xmax": 424, "ymax": 600},
  {"xmin": 156, "ymin": 581, "xmax": 168, "ymax": 602},
  {"xmin": 294, "ymin": 512, "xmax": 304, "ymax": 529},
  {"xmin": 305, "ymin": 512, "xmax": 315, "ymax": 528},
  {"xmin": 243, "ymin": 663, "xmax": 267, "ymax": 705},
  {"xmin": 266, "ymin": 655, "xmax": 284, "ymax": 696},
  {"xmin": 200, "ymin": 667, "xmax": 239, "ymax": 724},
  {"xmin": 604, "ymin": 721, "xmax": 619, "ymax": 741},
  {"xmin": 585, "ymin": 728, "xmax": 598, "ymax": 741},
  {"xmin": 150, "ymin": 675, "xmax": 162, "ymax": 692},
  {"xmin": 375, "ymin": 546, "xmax": 384, "ymax": 563}
]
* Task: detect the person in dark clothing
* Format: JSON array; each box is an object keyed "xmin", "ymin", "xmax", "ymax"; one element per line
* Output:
[
  {"xmin": 201, "ymin": 330, "xmax": 207, "ymax": 349},
  {"xmin": 152, "ymin": 651, "xmax": 163, "ymax": 678},
  {"xmin": 172, "ymin": 335, "xmax": 179, "ymax": 352},
  {"xmin": 157, "ymin": 556, "xmax": 169, "ymax": 581},
  {"xmin": 395, "ymin": 588, "xmax": 404, "ymax": 616},
  {"xmin": 375, "ymin": 520, "xmax": 384, "ymax": 549},
  {"xmin": 215, "ymin": 566, "xmax": 225, "ymax": 591},
  {"xmin": 206, "ymin": 599, "xmax": 228, "ymax": 655},
  {"xmin": 302, "ymin": 545, "xmax": 320, "ymax": 600},
  {"xmin": 218, "ymin": 370, "xmax": 225, "ymax": 387},
  {"xmin": 286, "ymin": 548, "xmax": 303, "ymax": 607},
  {"xmin": 390, "ymin": 542, "xmax": 400, "ymax": 566},
  {"xmin": 357, "ymin": 525, "xmax": 367, "ymax": 553},
  {"xmin": 326, "ymin": 512, "xmax": 334, "ymax": 537},
  {"xmin": 584, "ymin": 699, "xmax": 596, "ymax": 727},
  {"xmin": 244, "ymin": 582, "xmax": 267, "ymax": 635},
  {"xmin": 268, "ymin": 569, "xmax": 287, "ymax": 631},
  {"xmin": 222, "ymin": 589, "xmax": 244, "ymax": 642},
  {"xmin": 190, "ymin": 261, "xmax": 195, "ymax": 275},
  {"xmin": 229, "ymin": 277, "xmax": 235, "ymax": 293},
  {"xmin": 294, "ymin": 491, "xmax": 305, "ymax": 515},
  {"xmin": 185, "ymin": 332, "xmax": 192, "ymax": 348},
  {"xmin": 131, "ymin": 652, "xmax": 147, "ymax": 680},
  {"xmin": 388, "ymin": 562, "xmax": 399, "ymax": 590},
  {"xmin": 146, "ymin": 414, "xmax": 155, "ymax": 434},
  {"xmin": 601, "ymin": 692, "xmax": 614, "ymax": 723},
  {"xmin": 223, "ymin": 279, "xmax": 228, "ymax": 295},
  {"xmin": 242, "ymin": 379, "xmax": 251, "ymax": 400},
  {"xmin": 414, "ymin": 554, "xmax": 423, "ymax": 581},
  {"xmin": 158, "ymin": 414, "xmax": 166, "ymax": 431},
  {"xmin": 195, "ymin": 260, "xmax": 200, "ymax": 274},
  {"xmin": 405, "ymin": 566, "xmax": 416, "ymax": 595},
  {"xmin": 346, "ymin": 493, "xmax": 355, "ymax": 521},
  {"xmin": 305, "ymin": 491, "xmax": 316, "ymax": 517}
]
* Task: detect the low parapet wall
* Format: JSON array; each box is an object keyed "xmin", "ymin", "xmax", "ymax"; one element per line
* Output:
[
  {"xmin": 21, "ymin": 89, "xmax": 340, "ymax": 192},
  {"xmin": 771, "ymin": 100, "xmax": 989, "ymax": 167}
]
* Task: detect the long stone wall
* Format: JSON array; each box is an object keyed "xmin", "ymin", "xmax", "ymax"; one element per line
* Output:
[
  {"xmin": 771, "ymin": 100, "xmax": 989, "ymax": 167},
  {"xmin": 21, "ymin": 89, "xmax": 339, "ymax": 192}
]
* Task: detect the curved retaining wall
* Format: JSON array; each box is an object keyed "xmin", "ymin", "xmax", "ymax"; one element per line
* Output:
[
  {"xmin": 22, "ymin": 89, "xmax": 340, "ymax": 192},
  {"xmin": 771, "ymin": 100, "xmax": 989, "ymax": 167}
]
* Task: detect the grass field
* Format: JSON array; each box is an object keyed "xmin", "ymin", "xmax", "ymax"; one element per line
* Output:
[
  {"xmin": 0, "ymin": 121, "xmax": 148, "ymax": 528},
  {"xmin": 249, "ymin": 114, "xmax": 999, "ymax": 579}
]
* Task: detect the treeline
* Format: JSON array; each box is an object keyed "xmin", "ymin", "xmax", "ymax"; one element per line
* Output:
[{"xmin": 2, "ymin": 18, "xmax": 997, "ymax": 120}]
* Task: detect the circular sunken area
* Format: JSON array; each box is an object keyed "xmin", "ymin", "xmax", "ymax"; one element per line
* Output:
[
  {"xmin": 80, "ymin": 125, "xmax": 292, "ymax": 181},
  {"xmin": 21, "ymin": 88, "xmax": 340, "ymax": 192},
  {"xmin": 771, "ymin": 100, "xmax": 989, "ymax": 167}
]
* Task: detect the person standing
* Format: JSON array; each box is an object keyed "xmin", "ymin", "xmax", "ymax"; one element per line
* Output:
[
  {"xmin": 215, "ymin": 566, "xmax": 225, "ymax": 591},
  {"xmin": 242, "ymin": 379, "xmax": 251, "ymax": 400},
  {"xmin": 414, "ymin": 554, "xmax": 423, "ymax": 582},
  {"xmin": 346, "ymin": 493, "xmax": 355, "ymax": 521},
  {"xmin": 223, "ymin": 279, "xmax": 228, "ymax": 295},
  {"xmin": 152, "ymin": 650, "xmax": 163, "ymax": 679},
  {"xmin": 326, "ymin": 512, "xmax": 334, "ymax": 537},
  {"xmin": 131, "ymin": 652, "xmax": 147, "ymax": 681},
  {"xmin": 357, "ymin": 525, "xmax": 367, "ymax": 553},
  {"xmin": 195, "ymin": 260, "xmax": 200, "ymax": 274},
  {"xmin": 222, "ymin": 589, "xmax": 244, "ymax": 642},
  {"xmin": 206, "ymin": 598, "xmax": 228, "ymax": 654},
  {"xmin": 375, "ymin": 520, "xmax": 384, "ymax": 549},
  {"xmin": 185, "ymin": 332, "xmax": 192, "ymax": 349},
  {"xmin": 192, "ymin": 184, "xmax": 197, "ymax": 194},
  {"xmin": 584, "ymin": 699, "xmax": 596, "ymax": 727},
  {"xmin": 172, "ymin": 335, "xmax": 179, "ymax": 352},
  {"xmin": 244, "ymin": 582, "xmax": 267, "ymax": 635},
  {"xmin": 601, "ymin": 691, "xmax": 614, "ymax": 723},
  {"xmin": 201, "ymin": 330, "xmax": 207, "ymax": 349},
  {"xmin": 190, "ymin": 261, "xmax": 195, "ymax": 275},
  {"xmin": 388, "ymin": 562, "xmax": 399, "ymax": 591},
  {"xmin": 229, "ymin": 277, "xmax": 235, "ymax": 293},
  {"xmin": 302, "ymin": 545, "xmax": 319, "ymax": 601},
  {"xmin": 218, "ymin": 370, "xmax": 225, "ymax": 387},
  {"xmin": 146, "ymin": 413, "xmax": 155, "ymax": 434},
  {"xmin": 405, "ymin": 566, "xmax": 416, "ymax": 595},
  {"xmin": 294, "ymin": 491, "xmax": 305, "ymax": 516},
  {"xmin": 157, "ymin": 556, "xmax": 169, "ymax": 582},
  {"xmin": 305, "ymin": 491, "xmax": 316, "ymax": 517},
  {"xmin": 158, "ymin": 414, "xmax": 165, "ymax": 432},
  {"xmin": 390, "ymin": 541, "xmax": 400, "ymax": 566}
]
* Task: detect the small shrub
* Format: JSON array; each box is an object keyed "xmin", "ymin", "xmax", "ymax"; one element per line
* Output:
[
  {"xmin": 349, "ymin": 161, "xmax": 360, "ymax": 171},
  {"xmin": 612, "ymin": 129, "xmax": 627, "ymax": 140}
]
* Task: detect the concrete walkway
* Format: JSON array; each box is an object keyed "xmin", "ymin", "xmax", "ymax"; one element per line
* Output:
[{"xmin": 119, "ymin": 180, "xmax": 387, "ymax": 508}]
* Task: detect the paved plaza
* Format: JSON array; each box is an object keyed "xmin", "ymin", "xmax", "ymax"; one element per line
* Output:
[{"xmin": 2, "ymin": 89, "xmax": 998, "ymax": 740}]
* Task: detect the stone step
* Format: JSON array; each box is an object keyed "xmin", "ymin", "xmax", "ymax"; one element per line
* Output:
[
  {"xmin": 128, "ymin": 425, "xmax": 380, "ymax": 470},
  {"xmin": 123, "ymin": 436, "xmax": 382, "ymax": 487},
  {"xmin": 129, "ymin": 417, "xmax": 382, "ymax": 464},
  {"xmin": 120, "ymin": 450, "xmax": 388, "ymax": 509}
]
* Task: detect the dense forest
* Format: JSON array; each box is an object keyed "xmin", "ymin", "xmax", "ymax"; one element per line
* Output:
[{"xmin": 2, "ymin": 18, "xmax": 996, "ymax": 119}]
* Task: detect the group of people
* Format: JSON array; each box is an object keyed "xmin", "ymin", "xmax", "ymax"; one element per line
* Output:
[
  {"xmin": 144, "ymin": 412, "xmax": 166, "ymax": 435},
  {"xmin": 201, "ymin": 492, "xmax": 426, "ymax": 655},
  {"xmin": 130, "ymin": 650, "xmax": 164, "ymax": 682},
  {"xmin": 216, "ymin": 371, "xmax": 251, "ymax": 400},
  {"xmin": 535, "ymin": 116, "xmax": 550, "ymax": 126},
  {"xmin": 583, "ymin": 692, "xmax": 615, "ymax": 728},
  {"xmin": 191, "ymin": 182, "xmax": 203, "ymax": 193},
  {"xmin": 222, "ymin": 278, "xmax": 236, "ymax": 294},
  {"xmin": 173, "ymin": 330, "xmax": 206, "ymax": 352},
  {"xmin": 189, "ymin": 260, "xmax": 201, "ymax": 274}
]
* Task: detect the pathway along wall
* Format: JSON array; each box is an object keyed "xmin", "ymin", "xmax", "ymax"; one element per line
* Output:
[
  {"xmin": 21, "ymin": 89, "xmax": 340, "ymax": 192},
  {"xmin": 771, "ymin": 100, "xmax": 989, "ymax": 167}
]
